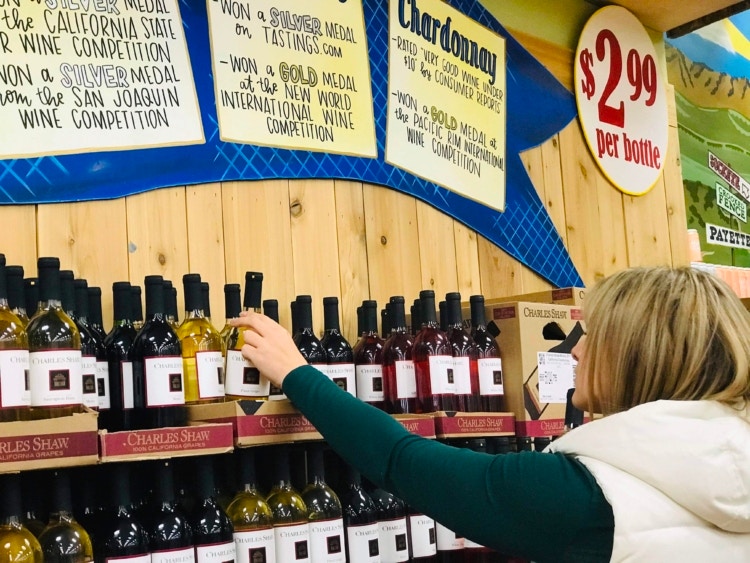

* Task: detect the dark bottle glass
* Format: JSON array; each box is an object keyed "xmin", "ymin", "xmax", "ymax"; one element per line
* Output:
[
  {"xmin": 129, "ymin": 276, "xmax": 186, "ymax": 430},
  {"xmin": 27, "ymin": 258, "xmax": 82, "ymax": 411},
  {"xmin": 147, "ymin": 461, "xmax": 194, "ymax": 563},
  {"xmin": 461, "ymin": 440, "xmax": 501, "ymax": 562},
  {"xmin": 366, "ymin": 480, "xmax": 409, "ymax": 562},
  {"xmin": 24, "ymin": 278, "xmax": 38, "ymax": 320},
  {"xmin": 21, "ymin": 471, "xmax": 47, "ymax": 538},
  {"xmin": 190, "ymin": 456, "xmax": 235, "ymax": 563},
  {"xmin": 6, "ymin": 264, "xmax": 29, "ymax": 327},
  {"xmin": 163, "ymin": 280, "xmax": 178, "ymax": 330},
  {"xmin": 469, "ymin": 295, "xmax": 504, "ymax": 413},
  {"xmin": 201, "ymin": 282, "xmax": 211, "ymax": 322},
  {"xmin": 220, "ymin": 283, "xmax": 241, "ymax": 350},
  {"xmin": 94, "ymin": 464, "xmax": 150, "ymax": 563},
  {"xmin": 381, "ymin": 296, "xmax": 417, "ymax": 414},
  {"xmin": 410, "ymin": 299, "xmax": 421, "ymax": 337},
  {"xmin": 0, "ymin": 472, "xmax": 43, "ymax": 563},
  {"xmin": 380, "ymin": 304, "xmax": 391, "ymax": 340},
  {"xmin": 264, "ymin": 299, "xmax": 286, "ymax": 402},
  {"xmin": 445, "ymin": 293, "xmax": 480, "ymax": 412},
  {"xmin": 73, "ymin": 466, "xmax": 102, "ymax": 546},
  {"xmin": 438, "ymin": 301, "xmax": 447, "ymax": 333},
  {"xmin": 103, "ymin": 282, "xmax": 137, "ymax": 432},
  {"xmin": 290, "ymin": 300, "xmax": 300, "ymax": 338},
  {"xmin": 38, "ymin": 470, "xmax": 94, "ymax": 563},
  {"xmin": 266, "ymin": 445, "xmax": 310, "ymax": 562},
  {"xmin": 319, "ymin": 297, "xmax": 356, "ymax": 396},
  {"xmin": 86, "ymin": 287, "xmax": 107, "ymax": 343},
  {"xmin": 130, "ymin": 286, "xmax": 144, "ymax": 332},
  {"xmin": 293, "ymin": 296, "xmax": 326, "ymax": 367},
  {"xmin": 407, "ymin": 504, "xmax": 437, "ymax": 561},
  {"xmin": 516, "ymin": 437, "xmax": 533, "ymax": 452},
  {"xmin": 354, "ymin": 305, "xmax": 363, "ymax": 348},
  {"xmin": 352, "ymin": 300, "xmax": 385, "ymax": 410},
  {"xmin": 413, "ymin": 291, "xmax": 455, "ymax": 413},
  {"xmin": 339, "ymin": 465, "xmax": 379, "ymax": 562},
  {"xmin": 75, "ymin": 279, "xmax": 110, "ymax": 417},
  {"xmin": 301, "ymin": 444, "xmax": 345, "ymax": 562},
  {"xmin": 0, "ymin": 257, "xmax": 30, "ymax": 420}
]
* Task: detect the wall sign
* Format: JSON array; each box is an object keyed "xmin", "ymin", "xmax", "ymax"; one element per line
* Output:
[{"xmin": 574, "ymin": 6, "xmax": 668, "ymax": 196}]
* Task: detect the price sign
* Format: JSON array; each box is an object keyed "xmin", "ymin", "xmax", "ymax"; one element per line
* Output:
[{"xmin": 574, "ymin": 6, "xmax": 668, "ymax": 196}]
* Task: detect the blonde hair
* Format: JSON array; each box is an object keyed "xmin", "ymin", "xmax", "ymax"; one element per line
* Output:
[{"xmin": 583, "ymin": 266, "xmax": 750, "ymax": 415}]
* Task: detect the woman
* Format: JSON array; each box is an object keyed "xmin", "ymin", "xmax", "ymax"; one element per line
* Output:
[{"xmin": 231, "ymin": 267, "xmax": 750, "ymax": 562}]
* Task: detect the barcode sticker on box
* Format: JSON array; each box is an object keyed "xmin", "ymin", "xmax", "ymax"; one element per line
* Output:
[{"xmin": 537, "ymin": 352, "xmax": 575, "ymax": 403}]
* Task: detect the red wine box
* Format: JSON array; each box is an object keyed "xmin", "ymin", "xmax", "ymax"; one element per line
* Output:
[
  {"xmin": 488, "ymin": 302, "xmax": 585, "ymax": 438},
  {"xmin": 0, "ymin": 406, "xmax": 98, "ymax": 473},
  {"xmin": 432, "ymin": 411, "xmax": 515, "ymax": 439},
  {"xmin": 98, "ymin": 421, "xmax": 234, "ymax": 463},
  {"xmin": 393, "ymin": 413, "xmax": 436, "ymax": 439},
  {"xmin": 187, "ymin": 399, "xmax": 324, "ymax": 446}
]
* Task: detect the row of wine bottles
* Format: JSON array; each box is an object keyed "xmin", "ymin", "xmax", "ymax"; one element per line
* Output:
[{"xmin": 0, "ymin": 440, "xmax": 527, "ymax": 563}]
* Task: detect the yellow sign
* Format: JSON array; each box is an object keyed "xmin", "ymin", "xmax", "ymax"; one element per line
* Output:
[
  {"xmin": 0, "ymin": 0, "xmax": 204, "ymax": 159},
  {"xmin": 207, "ymin": 0, "xmax": 376, "ymax": 157},
  {"xmin": 386, "ymin": 0, "xmax": 506, "ymax": 211}
]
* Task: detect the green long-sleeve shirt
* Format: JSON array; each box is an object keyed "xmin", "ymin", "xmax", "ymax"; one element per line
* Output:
[{"xmin": 283, "ymin": 365, "xmax": 614, "ymax": 562}]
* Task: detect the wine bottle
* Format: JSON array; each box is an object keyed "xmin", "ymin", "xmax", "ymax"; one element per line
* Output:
[
  {"xmin": 75, "ymin": 279, "xmax": 111, "ymax": 417},
  {"xmin": 164, "ymin": 280, "xmax": 179, "ymax": 331},
  {"xmin": 266, "ymin": 445, "xmax": 310, "ymax": 562},
  {"xmin": 201, "ymin": 282, "xmax": 212, "ymax": 323},
  {"xmin": 290, "ymin": 301, "xmax": 300, "ymax": 339},
  {"xmin": 59, "ymin": 272, "xmax": 97, "ymax": 411},
  {"xmin": 366, "ymin": 481, "xmax": 409, "ymax": 562},
  {"xmin": 412, "ymin": 291, "xmax": 455, "ymax": 413},
  {"xmin": 129, "ymin": 275, "xmax": 186, "ymax": 430},
  {"xmin": 301, "ymin": 444, "xmax": 345, "ymax": 562},
  {"xmin": 406, "ymin": 506, "xmax": 437, "ymax": 561},
  {"xmin": 220, "ymin": 284, "xmax": 241, "ymax": 350},
  {"xmin": 0, "ymin": 473, "xmax": 43, "ymax": 563},
  {"xmin": 468, "ymin": 296, "xmax": 504, "ymax": 413},
  {"xmin": 24, "ymin": 278, "xmax": 39, "ymax": 321},
  {"xmin": 293, "ymin": 296, "xmax": 326, "ymax": 371},
  {"xmin": 460, "ymin": 439, "xmax": 499, "ymax": 562},
  {"xmin": 103, "ymin": 282, "xmax": 138, "ymax": 432},
  {"xmin": 177, "ymin": 274, "xmax": 225, "ymax": 404},
  {"xmin": 226, "ymin": 448, "xmax": 276, "ymax": 563},
  {"xmin": 190, "ymin": 456, "xmax": 236, "ymax": 563},
  {"xmin": 445, "ymin": 293, "xmax": 479, "ymax": 412},
  {"xmin": 21, "ymin": 472, "xmax": 47, "ymax": 538},
  {"xmin": 353, "ymin": 300, "xmax": 385, "ymax": 410},
  {"xmin": 0, "ymin": 256, "xmax": 30, "ymax": 420},
  {"xmin": 339, "ymin": 465, "xmax": 379, "ymax": 562},
  {"xmin": 86, "ymin": 287, "xmax": 107, "ymax": 343},
  {"xmin": 74, "ymin": 465, "xmax": 102, "ymax": 545},
  {"xmin": 318, "ymin": 297, "xmax": 356, "ymax": 396},
  {"xmin": 131, "ymin": 286, "xmax": 144, "ymax": 332},
  {"xmin": 410, "ymin": 300, "xmax": 421, "ymax": 337},
  {"xmin": 225, "ymin": 272, "xmax": 269, "ymax": 400},
  {"xmin": 38, "ymin": 469, "xmax": 94, "ymax": 563},
  {"xmin": 438, "ymin": 301, "xmax": 447, "ymax": 333},
  {"xmin": 263, "ymin": 299, "xmax": 286, "ymax": 402},
  {"xmin": 380, "ymin": 304, "xmax": 391, "ymax": 340},
  {"xmin": 381, "ymin": 297, "xmax": 416, "ymax": 415},
  {"xmin": 147, "ymin": 461, "xmax": 195, "ymax": 563},
  {"xmin": 354, "ymin": 306, "xmax": 363, "ymax": 349},
  {"xmin": 6, "ymin": 265, "xmax": 29, "ymax": 327},
  {"xmin": 94, "ymin": 464, "xmax": 150, "ymax": 563},
  {"xmin": 27, "ymin": 258, "xmax": 83, "ymax": 411}
]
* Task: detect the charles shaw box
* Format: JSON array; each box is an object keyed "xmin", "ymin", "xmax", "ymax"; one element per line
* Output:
[{"xmin": 490, "ymin": 302, "xmax": 584, "ymax": 438}]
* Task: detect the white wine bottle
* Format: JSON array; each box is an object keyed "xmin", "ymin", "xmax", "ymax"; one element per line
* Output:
[
  {"xmin": 302, "ymin": 444, "xmax": 345, "ymax": 562},
  {"xmin": 0, "ymin": 255, "xmax": 30, "ymax": 421},
  {"xmin": 267, "ymin": 445, "xmax": 310, "ymax": 562}
]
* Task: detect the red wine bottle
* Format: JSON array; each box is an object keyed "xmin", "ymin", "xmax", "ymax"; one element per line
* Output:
[
  {"xmin": 86, "ymin": 287, "xmax": 107, "ymax": 343},
  {"xmin": 263, "ymin": 299, "xmax": 287, "ymax": 402},
  {"xmin": 129, "ymin": 276, "xmax": 186, "ymax": 430},
  {"xmin": 413, "ymin": 291, "xmax": 455, "ymax": 413},
  {"xmin": 320, "ymin": 297, "xmax": 356, "ymax": 396},
  {"xmin": 469, "ymin": 295, "xmax": 504, "ymax": 412},
  {"xmin": 293, "ymin": 296, "xmax": 326, "ymax": 368},
  {"xmin": 381, "ymin": 296, "xmax": 416, "ymax": 414},
  {"xmin": 163, "ymin": 280, "xmax": 178, "ymax": 330},
  {"xmin": 130, "ymin": 286, "xmax": 144, "ymax": 332},
  {"xmin": 380, "ymin": 304, "xmax": 391, "ymax": 340},
  {"xmin": 353, "ymin": 300, "xmax": 385, "ymax": 410},
  {"xmin": 339, "ymin": 465, "xmax": 379, "ymax": 562},
  {"xmin": 103, "ymin": 282, "xmax": 137, "ymax": 432},
  {"xmin": 75, "ymin": 279, "xmax": 111, "ymax": 418},
  {"xmin": 407, "ymin": 505, "xmax": 437, "ymax": 561},
  {"xmin": 366, "ymin": 480, "xmax": 409, "ymax": 562},
  {"xmin": 445, "ymin": 293, "xmax": 479, "ymax": 412},
  {"xmin": 189, "ymin": 456, "xmax": 235, "ymax": 563},
  {"xmin": 147, "ymin": 461, "xmax": 195, "ymax": 563},
  {"xmin": 410, "ymin": 300, "xmax": 421, "ymax": 337}
]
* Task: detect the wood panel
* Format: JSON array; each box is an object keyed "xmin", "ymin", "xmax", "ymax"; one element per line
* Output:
[
  {"xmin": 623, "ymin": 182, "xmax": 673, "ymax": 267},
  {"xmin": 415, "ymin": 200, "xmax": 459, "ymax": 300},
  {"xmin": 125, "ymin": 187, "xmax": 190, "ymax": 315},
  {"xmin": 333, "ymin": 180, "xmax": 370, "ymax": 343},
  {"xmin": 221, "ymin": 180, "xmax": 295, "ymax": 331},
  {"xmin": 452, "ymin": 220, "xmax": 482, "ymax": 299},
  {"xmin": 477, "ymin": 235, "xmax": 526, "ymax": 297},
  {"xmin": 663, "ymin": 86, "xmax": 690, "ymax": 267},
  {"xmin": 37, "ymin": 199, "xmax": 129, "ymax": 329},
  {"xmin": 185, "ymin": 183, "xmax": 226, "ymax": 325},
  {"xmin": 0, "ymin": 205, "xmax": 37, "ymax": 274}
]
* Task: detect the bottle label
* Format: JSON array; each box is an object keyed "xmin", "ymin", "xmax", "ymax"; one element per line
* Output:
[
  {"xmin": 318, "ymin": 364, "xmax": 356, "ymax": 396},
  {"xmin": 394, "ymin": 361, "xmax": 417, "ymax": 399},
  {"xmin": 225, "ymin": 350, "xmax": 269, "ymax": 397},
  {"xmin": 96, "ymin": 360, "xmax": 111, "ymax": 409},
  {"xmin": 355, "ymin": 364, "xmax": 384, "ymax": 402},
  {"xmin": 435, "ymin": 522, "xmax": 464, "ymax": 551},
  {"xmin": 464, "ymin": 537, "xmax": 485, "ymax": 549},
  {"xmin": 408, "ymin": 514, "xmax": 436, "ymax": 558},
  {"xmin": 82, "ymin": 355, "xmax": 99, "ymax": 408},
  {"xmin": 378, "ymin": 517, "xmax": 409, "ymax": 562},
  {"xmin": 29, "ymin": 349, "xmax": 83, "ymax": 407},
  {"xmin": 144, "ymin": 356, "xmax": 185, "ymax": 407},
  {"xmin": 452, "ymin": 356, "xmax": 472, "ymax": 395},
  {"xmin": 346, "ymin": 522, "xmax": 379, "ymax": 561},
  {"xmin": 234, "ymin": 528, "xmax": 276, "ymax": 563},
  {"xmin": 428, "ymin": 356, "xmax": 456, "ymax": 395},
  {"xmin": 106, "ymin": 555, "xmax": 151, "ymax": 563},
  {"xmin": 309, "ymin": 517, "xmax": 345, "ymax": 562},
  {"xmin": 478, "ymin": 357, "xmax": 504, "ymax": 396},
  {"xmin": 268, "ymin": 382, "xmax": 287, "ymax": 401},
  {"xmin": 196, "ymin": 350, "xmax": 225, "ymax": 398},
  {"xmin": 121, "ymin": 361, "xmax": 135, "ymax": 409},
  {"xmin": 0, "ymin": 349, "xmax": 29, "ymax": 408},
  {"xmin": 274, "ymin": 522, "xmax": 310, "ymax": 562},
  {"xmin": 151, "ymin": 546, "xmax": 196, "ymax": 563},
  {"xmin": 195, "ymin": 541, "xmax": 236, "ymax": 563}
]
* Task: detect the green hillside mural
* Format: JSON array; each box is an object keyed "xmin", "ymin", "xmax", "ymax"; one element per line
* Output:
[{"xmin": 667, "ymin": 13, "xmax": 750, "ymax": 267}]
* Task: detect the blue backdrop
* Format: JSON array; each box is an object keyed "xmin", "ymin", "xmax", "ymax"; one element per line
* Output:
[{"xmin": 0, "ymin": 0, "xmax": 583, "ymax": 288}]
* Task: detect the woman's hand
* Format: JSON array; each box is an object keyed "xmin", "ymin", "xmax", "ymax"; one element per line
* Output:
[{"xmin": 229, "ymin": 311, "xmax": 306, "ymax": 389}]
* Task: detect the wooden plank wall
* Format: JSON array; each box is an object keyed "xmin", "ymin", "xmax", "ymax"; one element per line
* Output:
[{"xmin": 0, "ymin": 31, "xmax": 689, "ymax": 343}]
